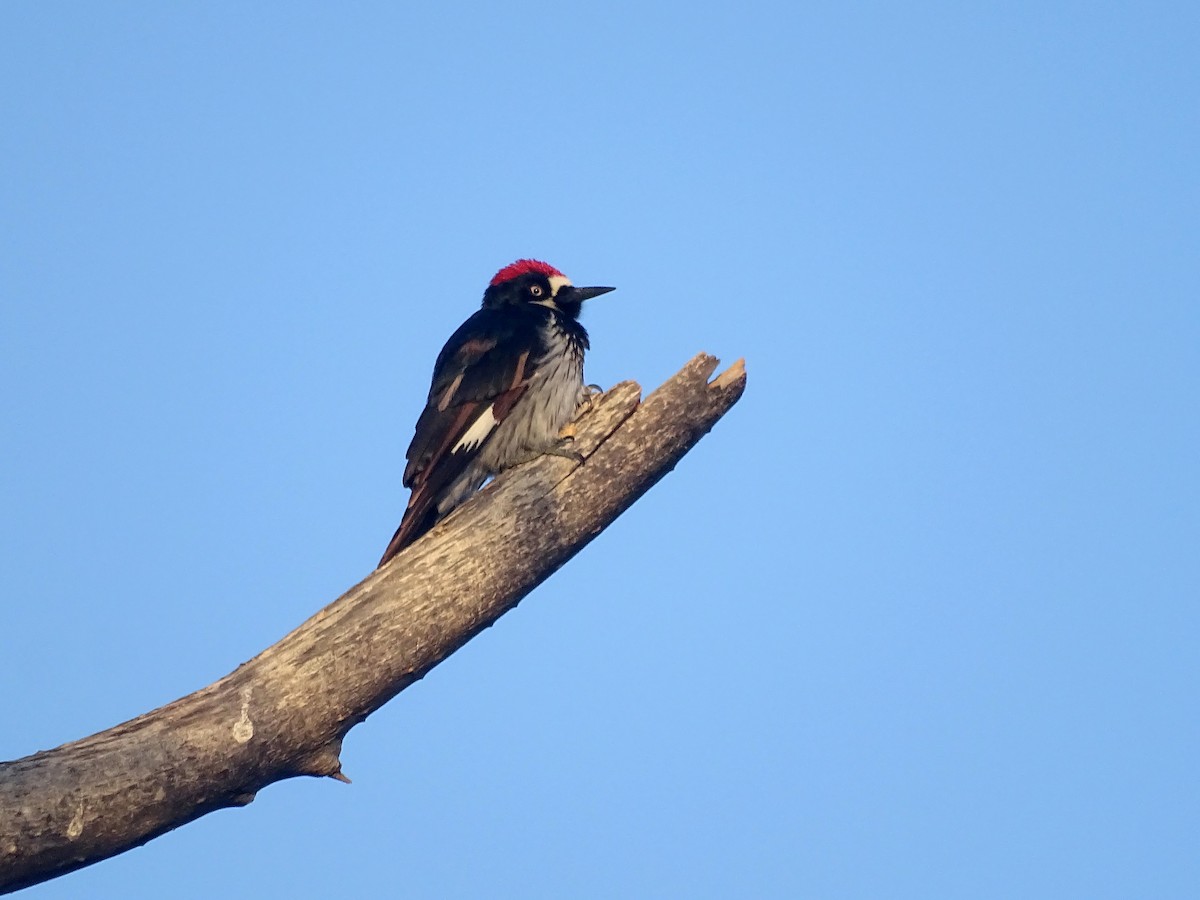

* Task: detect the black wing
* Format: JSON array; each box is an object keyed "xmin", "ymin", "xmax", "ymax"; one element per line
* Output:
[{"xmin": 378, "ymin": 307, "xmax": 546, "ymax": 566}]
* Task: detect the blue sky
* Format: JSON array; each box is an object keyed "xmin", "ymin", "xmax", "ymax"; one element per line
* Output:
[{"xmin": 2, "ymin": 2, "xmax": 1197, "ymax": 897}]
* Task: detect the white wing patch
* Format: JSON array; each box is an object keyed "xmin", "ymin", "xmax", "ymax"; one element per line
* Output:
[{"xmin": 453, "ymin": 404, "xmax": 498, "ymax": 453}]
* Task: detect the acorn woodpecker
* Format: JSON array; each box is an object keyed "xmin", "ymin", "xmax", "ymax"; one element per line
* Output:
[{"xmin": 378, "ymin": 259, "xmax": 614, "ymax": 567}]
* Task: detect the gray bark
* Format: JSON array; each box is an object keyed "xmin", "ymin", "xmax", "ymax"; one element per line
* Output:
[{"xmin": 0, "ymin": 353, "xmax": 747, "ymax": 893}]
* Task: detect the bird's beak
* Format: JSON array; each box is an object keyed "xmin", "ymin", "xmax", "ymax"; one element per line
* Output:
[{"xmin": 561, "ymin": 285, "xmax": 615, "ymax": 302}]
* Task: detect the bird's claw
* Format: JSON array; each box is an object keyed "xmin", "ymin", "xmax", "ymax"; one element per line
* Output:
[
  {"xmin": 545, "ymin": 434, "xmax": 585, "ymax": 465},
  {"xmin": 577, "ymin": 384, "xmax": 604, "ymax": 416}
]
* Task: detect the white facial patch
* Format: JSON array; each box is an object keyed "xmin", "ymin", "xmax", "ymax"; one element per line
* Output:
[
  {"xmin": 453, "ymin": 404, "xmax": 498, "ymax": 453},
  {"xmin": 548, "ymin": 274, "xmax": 573, "ymax": 297}
]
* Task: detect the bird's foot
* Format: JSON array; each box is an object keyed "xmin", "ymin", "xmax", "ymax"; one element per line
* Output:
[
  {"xmin": 507, "ymin": 434, "xmax": 585, "ymax": 468},
  {"xmin": 576, "ymin": 384, "xmax": 604, "ymax": 415},
  {"xmin": 543, "ymin": 433, "xmax": 585, "ymax": 465}
]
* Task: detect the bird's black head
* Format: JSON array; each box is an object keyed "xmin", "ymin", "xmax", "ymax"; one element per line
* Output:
[{"xmin": 481, "ymin": 258, "xmax": 614, "ymax": 319}]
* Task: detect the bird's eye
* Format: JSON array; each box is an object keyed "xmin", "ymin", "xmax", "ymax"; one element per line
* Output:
[{"xmin": 530, "ymin": 285, "xmax": 543, "ymax": 297}]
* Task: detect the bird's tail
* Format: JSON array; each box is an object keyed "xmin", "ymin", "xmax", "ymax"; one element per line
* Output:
[
  {"xmin": 377, "ymin": 498, "xmax": 439, "ymax": 568},
  {"xmin": 378, "ymin": 457, "xmax": 487, "ymax": 568}
]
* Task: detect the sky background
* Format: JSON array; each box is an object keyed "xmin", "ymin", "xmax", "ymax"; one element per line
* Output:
[{"xmin": 2, "ymin": 2, "xmax": 1197, "ymax": 897}]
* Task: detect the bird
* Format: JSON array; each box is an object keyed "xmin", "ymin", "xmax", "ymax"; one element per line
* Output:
[{"xmin": 377, "ymin": 259, "xmax": 614, "ymax": 567}]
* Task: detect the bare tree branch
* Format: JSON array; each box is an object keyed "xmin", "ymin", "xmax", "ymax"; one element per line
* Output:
[{"xmin": 0, "ymin": 353, "xmax": 746, "ymax": 893}]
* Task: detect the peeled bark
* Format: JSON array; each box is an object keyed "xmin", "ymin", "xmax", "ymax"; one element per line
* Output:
[{"xmin": 0, "ymin": 353, "xmax": 747, "ymax": 893}]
